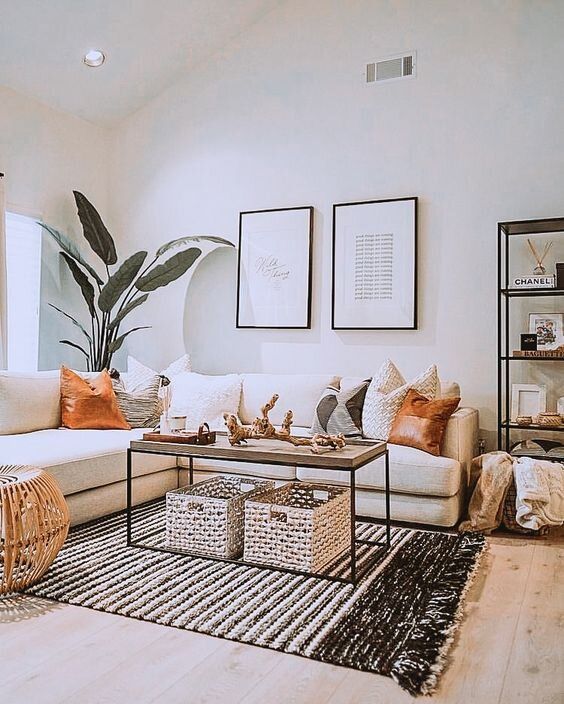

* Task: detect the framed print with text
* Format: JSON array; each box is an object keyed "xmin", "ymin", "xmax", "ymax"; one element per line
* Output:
[
  {"xmin": 332, "ymin": 197, "xmax": 417, "ymax": 330},
  {"xmin": 236, "ymin": 206, "xmax": 313, "ymax": 328}
]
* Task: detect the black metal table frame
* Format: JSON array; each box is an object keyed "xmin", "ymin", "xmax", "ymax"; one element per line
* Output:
[{"xmin": 126, "ymin": 442, "xmax": 390, "ymax": 586}]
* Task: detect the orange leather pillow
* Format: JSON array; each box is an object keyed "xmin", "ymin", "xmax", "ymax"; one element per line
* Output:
[
  {"xmin": 388, "ymin": 389, "xmax": 460, "ymax": 456},
  {"xmin": 60, "ymin": 367, "xmax": 130, "ymax": 430}
]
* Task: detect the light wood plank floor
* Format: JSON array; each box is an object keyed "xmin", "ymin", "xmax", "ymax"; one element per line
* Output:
[{"xmin": 0, "ymin": 531, "xmax": 562, "ymax": 704}]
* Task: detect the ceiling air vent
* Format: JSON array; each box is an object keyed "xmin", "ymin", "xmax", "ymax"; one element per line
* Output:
[{"xmin": 366, "ymin": 51, "xmax": 416, "ymax": 84}]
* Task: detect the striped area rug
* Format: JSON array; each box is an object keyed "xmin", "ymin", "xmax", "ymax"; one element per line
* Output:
[{"xmin": 27, "ymin": 502, "xmax": 486, "ymax": 696}]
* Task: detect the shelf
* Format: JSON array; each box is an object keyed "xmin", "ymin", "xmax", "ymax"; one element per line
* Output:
[
  {"xmin": 500, "ymin": 217, "xmax": 564, "ymax": 235},
  {"xmin": 502, "ymin": 421, "xmax": 564, "ymax": 432},
  {"xmin": 500, "ymin": 288, "xmax": 564, "ymax": 297},
  {"xmin": 511, "ymin": 453, "xmax": 564, "ymax": 462},
  {"xmin": 502, "ymin": 356, "xmax": 564, "ymax": 361},
  {"xmin": 498, "ymin": 216, "xmax": 564, "ymax": 451}
]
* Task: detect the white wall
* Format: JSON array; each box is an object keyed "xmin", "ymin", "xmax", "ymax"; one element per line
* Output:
[
  {"xmin": 108, "ymin": 0, "xmax": 564, "ymax": 438},
  {"xmin": 0, "ymin": 85, "xmax": 110, "ymax": 369}
]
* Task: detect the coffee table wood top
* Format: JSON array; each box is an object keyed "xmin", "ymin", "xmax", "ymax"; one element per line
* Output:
[{"xmin": 130, "ymin": 435, "xmax": 386, "ymax": 470}]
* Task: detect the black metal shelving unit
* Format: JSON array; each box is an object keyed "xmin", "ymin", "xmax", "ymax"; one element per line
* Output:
[{"xmin": 498, "ymin": 217, "xmax": 564, "ymax": 461}]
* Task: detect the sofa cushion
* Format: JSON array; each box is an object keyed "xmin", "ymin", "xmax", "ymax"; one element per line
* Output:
[
  {"xmin": 122, "ymin": 354, "xmax": 191, "ymax": 392},
  {"xmin": 112, "ymin": 374, "xmax": 162, "ymax": 428},
  {"xmin": 240, "ymin": 374, "xmax": 339, "ymax": 427},
  {"xmin": 61, "ymin": 367, "xmax": 130, "ymax": 430},
  {"xmin": 0, "ymin": 370, "xmax": 61, "ymax": 434},
  {"xmin": 66, "ymin": 469, "xmax": 179, "ymax": 526},
  {"xmin": 171, "ymin": 372, "xmax": 242, "ymax": 431},
  {"xmin": 296, "ymin": 443, "xmax": 463, "ymax": 497},
  {"xmin": 362, "ymin": 364, "xmax": 439, "ymax": 441},
  {"xmin": 354, "ymin": 488, "xmax": 464, "ymax": 527},
  {"xmin": 388, "ymin": 390, "xmax": 460, "ymax": 456},
  {"xmin": 0, "ymin": 428, "xmax": 174, "ymax": 495},
  {"xmin": 311, "ymin": 380, "xmax": 369, "ymax": 437}
]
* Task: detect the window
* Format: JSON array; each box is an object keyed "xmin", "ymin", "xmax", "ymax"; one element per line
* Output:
[{"xmin": 5, "ymin": 212, "xmax": 42, "ymax": 371}]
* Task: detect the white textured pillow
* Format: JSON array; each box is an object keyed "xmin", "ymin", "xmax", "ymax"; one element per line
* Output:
[
  {"xmin": 371, "ymin": 359, "xmax": 406, "ymax": 394},
  {"xmin": 0, "ymin": 370, "xmax": 61, "ymax": 435},
  {"xmin": 363, "ymin": 363, "xmax": 439, "ymax": 440},
  {"xmin": 122, "ymin": 354, "xmax": 191, "ymax": 392},
  {"xmin": 170, "ymin": 372, "xmax": 242, "ymax": 431}
]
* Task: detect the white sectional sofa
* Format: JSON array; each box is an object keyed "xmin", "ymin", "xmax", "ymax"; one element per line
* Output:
[
  {"xmin": 0, "ymin": 370, "xmax": 478, "ymax": 527},
  {"xmin": 0, "ymin": 370, "xmax": 178, "ymax": 525}
]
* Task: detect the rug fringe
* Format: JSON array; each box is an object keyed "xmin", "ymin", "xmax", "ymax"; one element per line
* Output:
[
  {"xmin": 390, "ymin": 532, "xmax": 488, "ymax": 697},
  {"xmin": 419, "ymin": 535, "xmax": 488, "ymax": 695}
]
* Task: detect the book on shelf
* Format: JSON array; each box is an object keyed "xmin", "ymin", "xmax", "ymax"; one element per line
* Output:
[
  {"xmin": 512, "ymin": 348, "xmax": 564, "ymax": 358},
  {"xmin": 511, "ymin": 439, "xmax": 564, "ymax": 460},
  {"xmin": 511, "ymin": 274, "xmax": 555, "ymax": 289}
]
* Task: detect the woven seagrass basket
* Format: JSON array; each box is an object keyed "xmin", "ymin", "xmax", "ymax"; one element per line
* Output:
[
  {"xmin": 166, "ymin": 475, "xmax": 274, "ymax": 558},
  {"xmin": 243, "ymin": 482, "xmax": 350, "ymax": 573}
]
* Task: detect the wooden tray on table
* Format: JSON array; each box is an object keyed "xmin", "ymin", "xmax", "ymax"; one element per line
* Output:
[{"xmin": 142, "ymin": 423, "xmax": 216, "ymax": 445}]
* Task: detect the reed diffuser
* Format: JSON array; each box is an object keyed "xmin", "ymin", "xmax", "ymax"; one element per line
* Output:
[{"xmin": 159, "ymin": 383, "xmax": 172, "ymax": 434}]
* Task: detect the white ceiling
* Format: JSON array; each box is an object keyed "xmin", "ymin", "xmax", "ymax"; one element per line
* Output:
[{"xmin": 0, "ymin": 0, "xmax": 280, "ymax": 126}]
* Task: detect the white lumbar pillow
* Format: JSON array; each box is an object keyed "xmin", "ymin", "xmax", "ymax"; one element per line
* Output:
[
  {"xmin": 362, "ymin": 361, "xmax": 439, "ymax": 441},
  {"xmin": 122, "ymin": 354, "xmax": 191, "ymax": 392},
  {"xmin": 170, "ymin": 372, "xmax": 242, "ymax": 432}
]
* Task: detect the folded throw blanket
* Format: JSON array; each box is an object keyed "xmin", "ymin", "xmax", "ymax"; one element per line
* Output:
[
  {"xmin": 459, "ymin": 452, "xmax": 513, "ymax": 533},
  {"xmin": 461, "ymin": 452, "xmax": 564, "ymax": 532},
  {"xmin": 514, "ymin": 457, "xmax": 564, "ymax": 530}
]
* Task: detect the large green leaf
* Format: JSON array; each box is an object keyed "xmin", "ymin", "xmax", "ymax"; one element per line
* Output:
[
  {"xmin": 49, "ymin": 303, "xmax": 92, "ymax": 342},
  {"xmin": 108, "ymin": 326, "xmax": 150, "ymax": 354},
  {"xmin": 39, "ymin": 222, "xmax": 104, "ymax": 285},
  {"xmin": 98, "ymin": 251, "xmax": 147, "ymax": 312},
  {"xmin": 73, "ymin": 190, "xmax": 117, "ymax": 265},
  {"xmin": 135, "ymin": 248, "xmax": 202, "ymax": 292},
  {"xmin": 60, "ymin": 339, "xmax": 90, "ymax": 360},
  {"xmin": 60, "ymin": 252, "xmax": 96, "ymax": 319},
  {"xmin": 108, "ymin": 294, "xmax": 149, "ymax": 331},
  {"xmin": 156, "ymin": 235, "xmax": 234, "ymax": 258}
]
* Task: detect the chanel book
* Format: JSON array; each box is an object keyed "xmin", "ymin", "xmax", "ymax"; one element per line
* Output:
[{"xmin": 512, "ymin": 274, "xmax": 556, "ymax": 289}]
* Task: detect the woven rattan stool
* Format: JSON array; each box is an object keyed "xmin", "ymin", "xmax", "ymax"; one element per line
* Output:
[{"xmin": 0, "ymin": 464, "xmax": 69, "ymax": 594}]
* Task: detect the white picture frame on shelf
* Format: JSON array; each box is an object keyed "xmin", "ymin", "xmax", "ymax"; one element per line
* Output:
[
  {"xmin": 510, "ymin": 383, "xmax": 547, "ymax": 421},
  {"xmin": 528, "ymin": 312, "xmax": 563, "ymax": 351},
  {"xmin": 332, "ymin": 197, "xmax": 417, "ymax": 329},
  {"xmin": 236, "ymin": 206, "xmax": 313, "ymax": 329}
]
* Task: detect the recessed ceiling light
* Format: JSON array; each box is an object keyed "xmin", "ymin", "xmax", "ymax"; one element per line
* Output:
[{"xmin": 83, "ymin": 49, "xmax": 106, "ymax": 68}]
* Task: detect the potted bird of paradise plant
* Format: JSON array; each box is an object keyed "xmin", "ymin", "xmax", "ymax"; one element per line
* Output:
[{"xmin": 40, "ymin": 191, "xmax": 233, "ymax": 371}]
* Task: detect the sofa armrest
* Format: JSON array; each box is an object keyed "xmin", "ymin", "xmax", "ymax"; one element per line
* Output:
[{"xmin": 441, "ymin": 407, "xmax": 479, "ymax": 486}]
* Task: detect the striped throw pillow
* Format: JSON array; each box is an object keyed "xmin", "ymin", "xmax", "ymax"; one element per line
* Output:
[{"xmin": 112, "ymin": 375, "xmax": 162, "ymax": 429}]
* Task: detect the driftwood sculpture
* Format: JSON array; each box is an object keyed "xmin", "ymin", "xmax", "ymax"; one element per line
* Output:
[{"xmin": 223, "ymin": 394, "xmax": 346, "ymax": 454}]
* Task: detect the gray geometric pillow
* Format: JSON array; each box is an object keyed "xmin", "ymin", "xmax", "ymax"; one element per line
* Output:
[{"xmin": 311, "ymin": 381, "xmax": 370, "ymax": 437}]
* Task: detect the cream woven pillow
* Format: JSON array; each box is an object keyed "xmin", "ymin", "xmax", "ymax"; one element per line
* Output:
[
  {"xmin": 362, "ymin": 363, "xmax": 439, "ymax": 441},
  {"xmin": 370, "ymin": 359, "xmax": 405, "ymax": 394}
]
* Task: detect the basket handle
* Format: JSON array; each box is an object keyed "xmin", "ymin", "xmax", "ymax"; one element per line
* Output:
[
  {"xmin": 198, "ymin": 423, "xmax": 210, "ymax": 439},
  {"xmin": 184, "ymin": 502, "xmax": 204, "ymax": 512},
  {"xmin": 269, "ymin": 508, "xmax": 288, "ymax": 523}
]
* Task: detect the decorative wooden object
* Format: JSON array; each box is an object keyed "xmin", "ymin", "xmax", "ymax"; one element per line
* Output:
[
  {"xmin": 143, "ymin": 423, "xmax": 216, "ymax": 445},
  {"xmin": 527, "ymin": 238, "xmax": 553, "ymax": 275},
  {"xmin": 223, "ymin": 394, "xmax": 346, "ymax": 454},
  {"xmin": 1, "ymin": 465, "xmax": 70, "ymax": 594}
]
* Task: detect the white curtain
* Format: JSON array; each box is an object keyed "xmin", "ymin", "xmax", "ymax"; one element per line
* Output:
[{"xmin": 0, "ymin": 175, "xmax": 7, "ymax": 368}]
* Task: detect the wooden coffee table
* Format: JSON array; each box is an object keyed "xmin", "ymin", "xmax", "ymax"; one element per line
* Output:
[{"xmin": 127, "ymin": 435, "xmax": 389, "ymax": 585}]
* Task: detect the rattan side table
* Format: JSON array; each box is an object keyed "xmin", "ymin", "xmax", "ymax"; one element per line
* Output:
[{"xmin": 0, "ymin": 464, "xmax": 70, "ymax": 594}]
